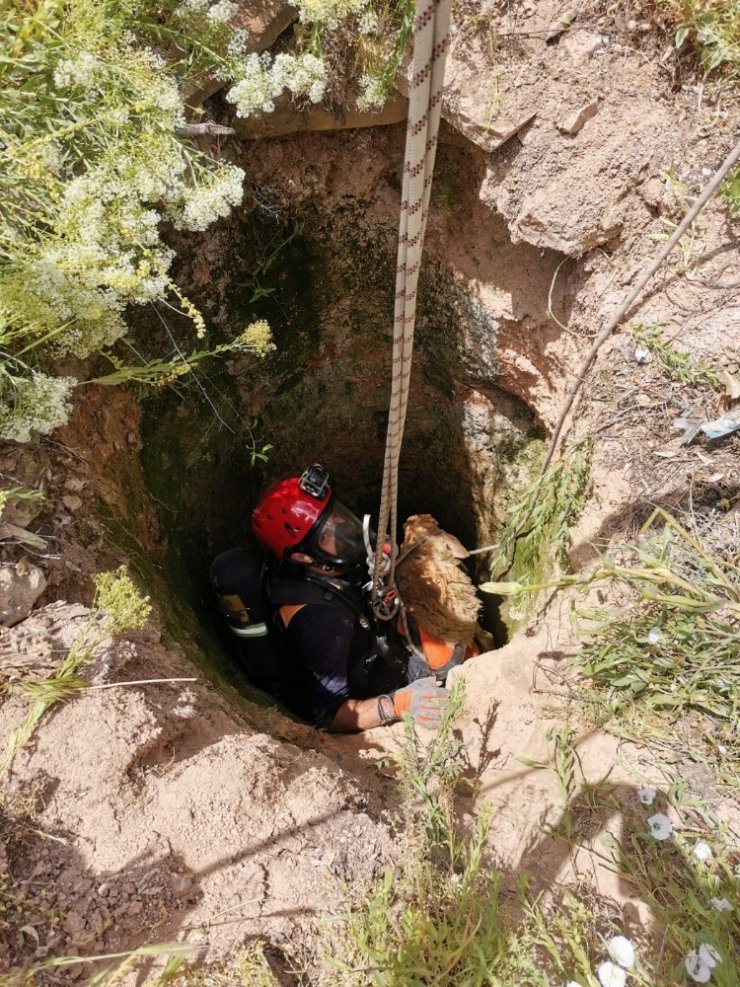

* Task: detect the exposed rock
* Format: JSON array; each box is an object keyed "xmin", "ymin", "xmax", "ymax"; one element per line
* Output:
[
  {"xmin": 168, "ymin": 870, "xmax": 194, "ymax": 897},
  {"xmin": 232, "ymin": 0, "xmax": 296, "ymax": 52},
  {"xmin": 0, "ymin": 557, "xmax": 47, "ymax": 627},
  {"xmin": 186, "ymin": 0, "xmax": 298, "ymax": 104},
  {"xmin": 395, "ymin": 34, "xmax": 536, "ymax": 153},
  {"xmin": 557, "ymin": 99, "xmax": 599, "ymax": 136},
  {"xmin": 63, "ymin": 910, "xmax": 85, "ymax": 939},
  {"xmin": 236, "ymin": 94, "xmax": 408, "ymax": 140}
]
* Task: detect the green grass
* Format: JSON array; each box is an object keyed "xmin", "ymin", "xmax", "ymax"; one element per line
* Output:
[
  {"xmin": 484, "ymin": 438, "xmax": 593, "ymax": 625},
  {"xmin": 663, "ymin": 0, "xmax": 740, "ymax": 75},
  {"xmin": 630, "ymin": 323, "xmax": 723, "ymax": 391}
]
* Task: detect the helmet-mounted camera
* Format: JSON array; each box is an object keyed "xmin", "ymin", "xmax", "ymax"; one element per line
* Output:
[{"xmin": 299, "ymin": 463, "xmax": 331, "ymax": 500}]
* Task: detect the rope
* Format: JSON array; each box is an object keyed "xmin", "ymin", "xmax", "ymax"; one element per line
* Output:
[{"xmin": 372, "ymin": 0, "xmax": 452, "ymax": 618}]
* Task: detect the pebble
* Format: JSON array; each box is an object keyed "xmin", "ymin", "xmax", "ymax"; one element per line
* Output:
[
  {"xmin": 63, "ymin": 911, "xmax": 85, "ymax": 937},
  {"xmin": 169, "ymin": 871, "xmax": 193, "ymax": 898},
  {"xmin": 97, "ymin": 882, "xmax": 111, "ymax": 897},
  {"xmin": 127, "ymin": 900, "xmax": 144, "ymax": 916}
]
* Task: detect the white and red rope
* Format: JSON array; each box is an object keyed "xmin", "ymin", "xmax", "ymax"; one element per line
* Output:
[{"xmin": 372, "ymin": 0, "xmax": 451, "ymax": 617}]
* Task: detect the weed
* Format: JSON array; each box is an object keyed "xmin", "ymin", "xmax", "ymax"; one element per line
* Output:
[
  {"xmin": 545, "ymin": 726, "xmax": 580, "ymax": 841},
  {"xmin": 89, "ymin": 321, "xmax": 276, "ymax": 388},
  {"xmin": 0, "ymin": 485, "xmax": 45, "ymax": 518},
  {"xmin": 604, "ymin": 815, "xmax": 739, "ymax": 985},
  {"xmin": 168, "ymin": 941, "xmax": 280, "ymax": 986},
  {"xmin": 630, "ymin": 323, "xmax": 722, "ymax": 390},
  {"xmin": 647, "ymin": 215, "xmax": 697, "ymax": 269},
  {"xmin": 313, "ymin": 683, "xmax": 622, "ymax": 987},
  {"xmin": 0, "ymin": 0, "xmax": 374, "ymax": 442},
  {"xmin": 722, "ymin": 165, "xmax": 740, "ymax": 215},
  {"xmin": 430, "ymin": 160, "xmax": 463, "ymax": 213},
  {"xmin": 0, "ymin": 860, "xmax": 65, "ymax": 972},
  {"xmin": 665, "ymin": 0, "xmax": 740, "ymax": 75},
  {"xmin": 484, "ymin": 66, "xmax": 502, "ymax": 127},
  {"xmin": 316, "ymin": 682, "xmax": 513, "ymax": 986},
  {"xmin": 351, "ymin": 0, "xmax": 416, "ymax": 111},
  {"xmin": 576, "ymin": 508, "xmax": 739, "ymax": 734},
  {"xmin": 1, "ymin": 942, "xmax": 190, "ymax": 986},
  {"xmin": 486, "ymin": 437, "xmax": 593, "ymax": 622},
  {"xmin": 394, "ymin": 680, "xmax": 470, "ymax": 853},
  {"xmin": 1, "ymin": 566, "xmax": 152, "ymax": 774}
]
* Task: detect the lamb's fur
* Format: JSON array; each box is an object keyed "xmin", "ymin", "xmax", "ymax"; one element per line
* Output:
[{"xmin": 396, "ymin": 514, "xmax": 493, "ymax": 650}]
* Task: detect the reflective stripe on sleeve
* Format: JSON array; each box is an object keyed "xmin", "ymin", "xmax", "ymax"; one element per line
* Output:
[{"xmin": 229, "ymin": 623, "xmax": 269, "ymax": 638}]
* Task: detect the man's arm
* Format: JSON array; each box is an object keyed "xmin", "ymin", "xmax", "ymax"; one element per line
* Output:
[
  {"xmin": 328, "ymin": 678, "xmax": 450, "ymax": 733},
  {"xmin": 328, "ymin": 696, "xmax": 392, "ymax": 733}
]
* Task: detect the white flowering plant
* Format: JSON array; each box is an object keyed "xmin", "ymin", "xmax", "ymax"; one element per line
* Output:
[
  {"xmin": 286, "ymin": 0, "xmax": 415, "ymax": 111},
  {"xmin": 605, "ymin": 812, "xmax": 737, "ymax": 987},
  {"xmin": 0, "ymin": 0, "xmax": 250, "ymax": 440},
  {"xmin": 1, "ymin": 0, "xmax": 395, "ymax": 444}
]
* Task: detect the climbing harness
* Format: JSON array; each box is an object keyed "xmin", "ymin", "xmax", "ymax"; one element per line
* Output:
[{"xmin": 372, "ymin": 0, "xmax": 452, "ymax": 619}]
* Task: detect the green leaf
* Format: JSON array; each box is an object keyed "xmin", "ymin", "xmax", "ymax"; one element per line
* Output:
[
  {"xmin": 479, "ymin": 581, "xmax": 524, "ymax": 596},
  {"xmin": 516, "ymin": 756, "xmax": 548, "ymax": 769},
  {"xmin": 675, "ymin": 24, "xmax": 690, "ymax": 48}
]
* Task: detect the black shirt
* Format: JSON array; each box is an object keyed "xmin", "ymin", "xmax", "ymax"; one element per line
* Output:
[{"xmin": 280, "ymin": 604, "xmax": 378, "ymax": 726}]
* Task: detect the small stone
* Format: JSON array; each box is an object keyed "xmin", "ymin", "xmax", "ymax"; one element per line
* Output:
[
  {"xmin": 97, "ymin": 882, "xmax": 111, "ymax": 897},
  {"xmin": 127, "ymin": 900, "xmax": 144, "ymax": 916},
  {"xmin": 0, "ymin": 559, "xmax": 47, "ymax": 626},
  {"xmin": 63, "ymin": 911, "xmax": 85, "ymax": 937},
  {"xmin": 169, "ymin": 871, "xmax": 193, "ymax": 898},
  {"xmin": 62, "ymin": 495, "xmax": 82, "ymax": 511},
  {"xmin": 558, "ymin": 100, "xmax": 599, "ymax": 136}
]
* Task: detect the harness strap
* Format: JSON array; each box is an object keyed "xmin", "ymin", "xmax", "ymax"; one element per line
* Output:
[{"xmin": 398, "ymin": 607, "xmax": 471, "ymax": 683}]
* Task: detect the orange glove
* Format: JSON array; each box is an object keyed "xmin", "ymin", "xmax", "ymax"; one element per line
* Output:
[{"xmin": 393, "ymin": 677, "xmax": 450, "ymax": 729}]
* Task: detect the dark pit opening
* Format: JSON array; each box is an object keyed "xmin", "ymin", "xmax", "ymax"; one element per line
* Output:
[{"xmin": 134, "ymin": 161, "xmax": 544, "ymax": 702}]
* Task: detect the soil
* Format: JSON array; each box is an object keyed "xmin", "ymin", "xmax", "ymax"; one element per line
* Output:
[{"xmin": 1, "ymin": 0, "xmax": 739, "ymax": 982}]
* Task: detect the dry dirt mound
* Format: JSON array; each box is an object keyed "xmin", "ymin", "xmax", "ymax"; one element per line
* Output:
[{"xmin": 1, "ymin": 604, "xmax": 395, "ymax": 979}]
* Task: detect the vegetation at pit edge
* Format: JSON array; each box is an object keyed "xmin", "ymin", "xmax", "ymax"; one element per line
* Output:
[{"xmin": 0, "ymin": 0, "xmax": 414, "ymax": 444}]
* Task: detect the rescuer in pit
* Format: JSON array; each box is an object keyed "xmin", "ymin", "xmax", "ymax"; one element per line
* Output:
[{"xmin": 210, "ymin": 464, "xmax": 452, "ymax": 733}]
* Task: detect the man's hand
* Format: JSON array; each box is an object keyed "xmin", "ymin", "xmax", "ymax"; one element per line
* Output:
[{"xmin": 393, "ymin": 677, "xmax": 450, "ymax": 729}]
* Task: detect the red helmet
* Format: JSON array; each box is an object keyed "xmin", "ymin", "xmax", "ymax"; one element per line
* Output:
[{"xmin": 252, "ymin": 464, "xmax": 367, "ymax": 569}]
